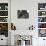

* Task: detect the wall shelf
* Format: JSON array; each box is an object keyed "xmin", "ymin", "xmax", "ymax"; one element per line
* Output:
[
  {"xmin": 38, "ymin": 28, "xmax": 46, "ymax": 29},
  {"xmin": 38, "ymin": 16, "xmax": 46, "ymax": 17},
  {"xmin": 38, "ymin": 10, "xmax": 46, "ymax": 11},
  {"xmin": 0, "ymin": 10, "xmax": 8, "ymax": 11},
  {"xmin": 38, "ymin": 22, "xmax": 46, "ymax": 23},
  {"xmin": 0, "ymin": 16, "xmax": 8, "ymax": 17},
  {"xmin": 0, "ymin": 22, "xmax": 8, "ymax": 23}
]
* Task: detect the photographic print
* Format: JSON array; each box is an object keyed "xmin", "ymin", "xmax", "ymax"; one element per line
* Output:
[{"xmin": 17, "ymin": 10, "xmax": 29, "ymax": 19}]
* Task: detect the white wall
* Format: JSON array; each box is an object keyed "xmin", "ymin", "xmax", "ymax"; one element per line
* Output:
[
  {"xmin": 11, "ymin": 0, "xmax": 46, "ymax": 46},
  {"xmin": 11, "ymin": 0, "xmax": 38, "ymax": 30},
  {"xmin": 11, "ymin": 0, "xmax": 46, "ymax": 30}
]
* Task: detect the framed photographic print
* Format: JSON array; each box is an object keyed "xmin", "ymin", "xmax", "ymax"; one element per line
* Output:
[{"xmin": 17, "ymin": 10, "xmax": 29, "ymax": 19}]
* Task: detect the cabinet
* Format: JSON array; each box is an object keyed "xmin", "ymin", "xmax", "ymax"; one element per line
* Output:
[
  {"xmin": 38, "ymin": 3, "xmax": 46, "ymax": 37},
  {"xmin": 0, "ymin": 35, "xmax": 8, "ymax": 45},
  {"xmin": 0, "ymin": 0, "xmax": 11, "ymax": 45},
  {"xmin": 0, "ymin": 3, "xmax": 8, "ymax": 37},
  {"xmin": 0, "ymin": 3, "xmax": 8, "ymax": 46},
  {"xmin": 38, "ymin": 37, "xmax": 46, "ymax": 46}
]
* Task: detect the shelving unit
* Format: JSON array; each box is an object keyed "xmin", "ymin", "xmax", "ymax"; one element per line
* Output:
[
  {"xmin": 38, "ymin": 3, "xmax": 46, "ymax": 37},
  {"xmin": 0, "ymin": 3, "xmax": 8, "ymax": 37}
]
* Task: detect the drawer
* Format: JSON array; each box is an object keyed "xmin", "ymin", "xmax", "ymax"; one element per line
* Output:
[{"xmin": 0, "ymin": 37, "xmax": 8, "ymax": 45}]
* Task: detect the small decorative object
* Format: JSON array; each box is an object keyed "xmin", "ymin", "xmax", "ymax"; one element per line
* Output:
[
  {"xmin": 38, "ymin": 3, "xmax": 46, "ymax": 10},
  {"xmin": 0, "ymin": 23, "xmax": 8, "ymax": 37},
  {"xmin": 5, "ymin": 6, "xmax": 8, "ymax": 10},
  {"xmin": 29, "ymin": 25, "xmax": 35, "ymax": 30},
  {"xmin": 0, "ymin": 6, "xmax": 1, "ymax": 10},
  {"xmin": 38, "ymin": 17, "xmax": 45, "ymax": 22},
  {"xmin": 42, "ymin": 12, "xmax": 45, "ymax": 15},
  {"xmin": 3, "ymin": 18, "xmax": 7, "ymax": 22},
  {"xmin": 0, "ymin": 11, "xmax": 8, "ymax": 16},
  {"xmin": 17, "ymin": 10, "xmax": 29, "ymax": 19},
  {"xmin": 38, "ymin": 23, "xmax": 46, "ymax": 28},
  {"xmin": 0, "ymin": 17, "xmax": 7, "ymax": 22},
  {"xmin": 40, "ymin": 8, "xmax": 44, "ymax": 10},
  {"xmin": 43, "ymin": 39, "xmax": 45, "ymax": 40},
  {"xmin": 39, "ymin": 29, "xmax": 46, "ymax": 37},
  {"xmin": 11, "ymin": 23, "xmax": 16, "ymax": 30},
  {"xmin": 38, "ymin": 17, "xmax": 42, "ymax": 22},
  {"xmin": 0, "ymin": 23, "xmax": 8, "ymax": 30},
  {"xmin": 45, "ymin": 6, "xmax": 46, "ymax": 8}
]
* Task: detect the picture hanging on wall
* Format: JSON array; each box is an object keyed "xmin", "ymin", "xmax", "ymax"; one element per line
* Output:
[{"xmin": 17, "ymin": 10, "xmax": 29, "ymax": 19}]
